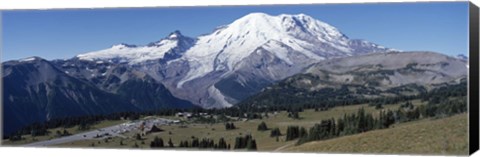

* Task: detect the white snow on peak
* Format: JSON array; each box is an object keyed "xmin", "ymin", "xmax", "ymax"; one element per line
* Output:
[
  {"xmin": 77, "ymin": 39, "xmax": 179, "ymax": 64},
  {"xmin": 111, "ymin": 44, "xmax": 132, "ymax": 49},
  {"xmin": 73, "ymin": 12, "xmax": 391, "ymax": 89},
  {"xmin": 19, "ymin": 57, "xmax": 37, "ymax": 62},
  {"xmin": 169, "ymin": 33, "xmax": 178, "ymax": 39},
  {"xmin": 177, "ymin": 13, "xmax": 351, "ymax": 87},
  {"xmin": 165, "ymin": 31, "xmax": 183, "ymax": 40}
]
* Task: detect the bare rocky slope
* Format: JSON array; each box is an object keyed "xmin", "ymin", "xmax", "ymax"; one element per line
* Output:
[{"xmin": 238, "ymin": 51, "xmax": 468, "ymax": 107}]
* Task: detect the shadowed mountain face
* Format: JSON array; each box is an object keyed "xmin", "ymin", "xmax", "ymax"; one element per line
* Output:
[
  {"xmin": 238, "ymin": 52, "xmax": 468, "ymax": 107},
  {"xmin": 2, "ymin": 57, "xmax": 194, "ymax": 135},
  {"xmin": 51, "ymin": 58, "xmax": 195, "ymax": 110}
]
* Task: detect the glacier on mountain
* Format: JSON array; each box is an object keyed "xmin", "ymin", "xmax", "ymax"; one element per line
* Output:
[
  {"xmin": 77, "ymin": 31, "xmax": 194, "ymax": 64},
  {"xmin": 74, "ymin": 12, "xmax": 395, "ymax": 108}
]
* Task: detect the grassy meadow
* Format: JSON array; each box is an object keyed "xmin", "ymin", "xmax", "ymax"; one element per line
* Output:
[
  {"xmin": 2, "ymin": 98, "xmax": 468, "ymax": 155},
  {"xmin": 283, "ymin": 113, "xmax": 468, "ymax": 155}
]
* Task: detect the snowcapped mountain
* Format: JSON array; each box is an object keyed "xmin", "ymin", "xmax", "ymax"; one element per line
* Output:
[
  {"xmin": 164, "ymin": 13, "xmax": 395, "ymax": 108},
  {"xmin": 177, "ymin": 13, "xmax": 393, "ymax": 87},
  {"xmin": 76, "ymin": 31, "xmax": 195, "ymax": 64},
  {"xmin": 71, "ymin": 12, "xmax": 395, "ymax": 108}
]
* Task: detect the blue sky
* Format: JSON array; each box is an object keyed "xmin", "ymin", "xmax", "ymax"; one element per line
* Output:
[{"xmin": 2, "ymin": 2, "xmax": 469, "ymax": 61}]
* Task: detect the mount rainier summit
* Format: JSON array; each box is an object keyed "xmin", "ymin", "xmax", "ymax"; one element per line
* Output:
[{"xmin": 75, "ymin": 13, "xmax": 395, "ymax": 108}]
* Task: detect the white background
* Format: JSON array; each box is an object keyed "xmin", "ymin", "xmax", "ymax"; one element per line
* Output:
[{"xmin": 1, "ymin": 0, "xmax": 479, "ymax": 157}]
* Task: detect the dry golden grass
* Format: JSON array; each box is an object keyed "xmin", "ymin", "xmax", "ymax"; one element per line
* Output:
[{"xmin": 283, "ymin": 113, "xmax": 468, "ymax": 155}]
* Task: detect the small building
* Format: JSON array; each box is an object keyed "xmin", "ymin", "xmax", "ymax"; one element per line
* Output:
[{"xmin": 176, "ymin": 112, "xmax": 193, "ymax": 118}]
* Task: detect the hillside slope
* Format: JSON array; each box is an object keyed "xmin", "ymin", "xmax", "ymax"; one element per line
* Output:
[
  {"xmin": 2, "ymin": 57, "xmax": 194, "ymax": 135},
  {"xmin": 283, "ymin": 114, "xmax": 468, "ymax": 155},
  {"xmin": 239, "ymin": 51, "xmax": 467, "ymax": 107}
]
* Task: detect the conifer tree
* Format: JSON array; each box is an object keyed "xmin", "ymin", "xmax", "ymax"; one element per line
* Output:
[{"xmin": 257, "ymin": 121, "xmax": 268, "ymax": 131}]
